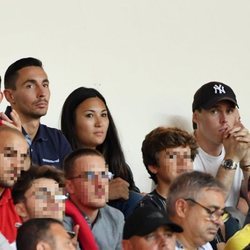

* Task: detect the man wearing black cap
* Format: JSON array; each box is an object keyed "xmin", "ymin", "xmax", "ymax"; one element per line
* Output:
[
  {"xmin": 122, "ymin": 206, "xmax": 182, "ymax": 250},
  {"xmin": 192, "ymin": 82, "xmax": 250, "ymax": 208}
]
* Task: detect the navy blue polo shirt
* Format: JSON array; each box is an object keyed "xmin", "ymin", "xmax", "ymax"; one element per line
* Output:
[
  {"xmin": 22, "ymin": 124, "xmax": 72, "ymax": 169},
  {"xmin": 5, "ymin": 106, "xmax": 72, "ymax": 169}
]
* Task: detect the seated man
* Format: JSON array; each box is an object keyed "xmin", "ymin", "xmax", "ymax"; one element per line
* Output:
[
  {"xmin": 16, "ymin": 218, "xmax": 76, "ymax": 250},
  {"xmin": 140, "ymin": 127, "xmax": 197, "ymax": 210},
  {"xmin": 167, "ymin": 171, "xmax": 226, "ymax": 250},
  {"xmin": 3, "ymin": 57, "xmax": 72, "ymax": 168},
  {"xmin": 122, "ymin": 206, "xmax": 182, "ymax": 250},
  {"xmin": 0, "ymin": 126, "xmax": 30, "ymax": 245},
  {"xmin": 64, "ymin": 148, "xmax": 124, "ymax": 250}
]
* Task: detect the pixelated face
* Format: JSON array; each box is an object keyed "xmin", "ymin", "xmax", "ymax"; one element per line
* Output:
[
  {"xmin": 153, "ymin": 146, "xmax": 193, "ymax": 184},
  {"xmin": 193, "ymin": 101, "xmax": 239, "ymax": 145},
  {"xmin": 74, "ymin": 97, "xmax": 109, "ymax": 148},
  {"xmin": 183, "ymin": 189, "xmax": 225, "ymax": 246},
  {"xmin": 127, "ymin": 226, "xmax": 176, "ymax": 250},
  {"xmin": 48, "ymin": 223, "xmax": 75, "ymax": 250},
  {"xmin": 23, "ymin": 178, "xmax": 65, "ymax": 221},
  {"xmin": 0, "ymin": 133, "xmax": 29, "ymax": 187},
  {"xmin": 6, "ymin": 66, "xmax": 50, "ymax": 119},
  {"xmin": 67, "ymin": 155, "xmax": 109, "ymax": 209}
]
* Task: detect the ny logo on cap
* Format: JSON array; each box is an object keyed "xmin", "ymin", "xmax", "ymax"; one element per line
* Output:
[{"xmin": 213, "ymin": 84, "xmax": 225, "ymax": 94}]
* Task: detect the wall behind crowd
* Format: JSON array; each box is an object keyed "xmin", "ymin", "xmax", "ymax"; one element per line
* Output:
[{"xmin": 1, "ymin": 1, "xmax": 250, "ymax": 192}]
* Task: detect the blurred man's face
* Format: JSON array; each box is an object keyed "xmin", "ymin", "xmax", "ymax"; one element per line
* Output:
[
  {"xmin": 20, "ymin": 178, "xmax": 65, "ymax": 221},
  {"xmin": 0, "ymin": 131, "xmax": 29, "ymax": 188},
  {"xmin": 150, "ymin": 146, "xmax": 193, "ymax": 184},
  {"xmin": 66, "ymin": 155, "xmax": 109, "ymax": 209}
]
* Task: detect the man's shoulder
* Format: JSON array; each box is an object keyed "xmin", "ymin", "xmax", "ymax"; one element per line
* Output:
[
  {"xmin": 38, "ymin": 124, "xmax": 69, "ymax": 142},
  {"xmin": 101, "ymin": 205, "xmax": 124, "ymax": 220}
]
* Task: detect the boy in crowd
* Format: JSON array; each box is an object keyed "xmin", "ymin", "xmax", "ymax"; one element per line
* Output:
[{"xmin": 139, "ymin": 127, "xmax": 197, "ymax": 210}]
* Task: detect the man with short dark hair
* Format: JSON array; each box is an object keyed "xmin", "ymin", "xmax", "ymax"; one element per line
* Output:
[
  {"xmin": 64, "ymin": 148, "xmax": 124, "ymax": 250},
  {"xmin": 122, "ymin": 206, "xmax": 182, "ymax": 250},
  {"xmin": 3, "ymin": 57, "xmax": 72, "ymax": 168},
  {"xmin": 16, "ymin": 218, "xmax": 76, "ymax": 250}
]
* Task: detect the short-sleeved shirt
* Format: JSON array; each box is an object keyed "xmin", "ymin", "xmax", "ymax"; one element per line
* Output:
[
  {"xmin": 0, "ymin": 188, "xmax": 21, "ymax": 244},
  {"xmin": 193, "ymin": 147, "xmax": 243, "ymax": 207},
  {"xmin": 5, "ymin": 106, "xmax": 72, "ymax": 169}
]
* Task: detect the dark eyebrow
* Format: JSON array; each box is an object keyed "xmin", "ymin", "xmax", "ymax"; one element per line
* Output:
[{"xmin": 21, "ymin": 78, "xmax": 49, "ymax": 85}]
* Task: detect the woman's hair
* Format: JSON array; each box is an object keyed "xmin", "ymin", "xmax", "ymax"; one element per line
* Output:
[{"xmin": 61, "ymin": 87, "xmax": 137, "ymax": 190}]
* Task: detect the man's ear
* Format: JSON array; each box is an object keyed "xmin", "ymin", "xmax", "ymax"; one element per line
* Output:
[
  {"xmin": 36, "ymin": 241, "xmax": 51, "ymax": 250},
  {"xmin": 122, "ymin": 239, "xmax": 133, "ymax": 250},
  {"xmin": 148, "ymin": 165, "xmax": 159, "ymax": 175},
  {"xmin": 65, "ymin": 179, "xmax": 75, "ymax": 195},
  {"xmin": 192, "ymin": 111, "xmax": 200, "ymax": 128},
  {"xmin": 175, "ymin": 199, "xmax": 188, "ymax": 218},
  {"xmin": 15, "ymin": 202, "xmax": 29, "ymax": 220},
  {"xmin": 3, "ymin": 89, "xmax": 15, "ymax": 104}
]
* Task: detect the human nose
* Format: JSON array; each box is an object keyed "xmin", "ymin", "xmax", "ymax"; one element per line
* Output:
[
  {"xmin": 219, "ymin": 112, "xmax": 229, "ymax": 125},
  {"xmin": 94, "ymin": 115, "xmax": 103, "ymax": 127},
  {"xmin": 36, "ymin": 84, "xmax": 48, "ymax": 98}
]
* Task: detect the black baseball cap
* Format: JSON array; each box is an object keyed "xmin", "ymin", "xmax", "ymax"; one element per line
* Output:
[
  {"xmin": 192, "ymin": 81, "xmax": 239, "ymax": 112},
  {"xmin": 123, "ymin": 206, "xmax": 183, "ymax": 239}
]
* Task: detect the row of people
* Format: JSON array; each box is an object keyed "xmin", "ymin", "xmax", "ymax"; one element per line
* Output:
[{"xmin": 1, "ymin": 57, "xmax": 250, "ymax": 249}]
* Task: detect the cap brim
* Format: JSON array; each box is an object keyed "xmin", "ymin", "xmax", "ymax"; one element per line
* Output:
[
  {"xmin": 137, "ymin": 219, "xmax": 183, "ymax": 237},
  {"xmin": 202, "ymin": 97, "xmax": 238, "ymax": 109}
]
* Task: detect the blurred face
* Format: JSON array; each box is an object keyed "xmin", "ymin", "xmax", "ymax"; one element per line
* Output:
[
  {"xmin": 21, "ymin": 178, "xmax": 65, "ymax": 221},
  {"xmin": 4, "ymin": 66, "xmax": 50, "ymax": 120},
  {"xmin": 74, "ymin": 97, "xmax": 109, "ymax": 148},
  {"xmin": 66, "ymin": 155, "xmax": 108, "ymax": 209},
  {"xmin": 0, "ymin": 132, "xmax": 29, "ymax": 188},
  {"xmin": 123, "ymin": 226, "xmax": 176, "ymax": 250},
  {"xmin": 150, "ymin": 146, "xmax": 193, "ymax": 184},
  {"xmin": 40, "ymin": 223, "xmax": 75, "ymax": 250},
  {"xmin": 193, "ymin": 101, "xmax": 239, "ymax": 146},
  {"xmin": 182, "ymin": 189, "xmax": 225, "ymax": 247}
]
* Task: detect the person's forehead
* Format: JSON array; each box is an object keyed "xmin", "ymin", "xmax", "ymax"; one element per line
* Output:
[
  {"xmin": 32, "ymin": 178, "xmax": 59, "ymax": 188},
  {"xmin": 16, "ymin": 66, "xmax": 47, "ymax": 78},
  {"xmin": 50, "ymin": 223, "xmax": 69, "ymax": 238},
  {"xmin": 165, "ymin": 146, "xmax": 191, "ymax": 154},
  {"xmin": 74, "ymin": 155, "xmax": 106, "ymax": 171}
]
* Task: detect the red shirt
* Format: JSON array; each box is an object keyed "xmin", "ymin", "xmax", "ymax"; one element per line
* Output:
[{"xmin": 0, "ymin": 188, "xmax": 21, "ymax": 244}]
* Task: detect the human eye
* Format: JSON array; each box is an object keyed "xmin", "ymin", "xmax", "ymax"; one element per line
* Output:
[
  {"xmin": 101, "ymin": 112, "xmax": 108, "ymax": 118},
  {"xmin": 144, "ymin": 233, "xmax": 156, "ymax": 241},
  {"xmin": 43, "ymin": 82, "xmax": 49, "ymax": 88},
  {"xmin": 25, "ymin": 83, "xmax": 33, "ymax": 89},
  {"xmin": 85, "ymin": 112, "xmax": 94, "ymax": 118},
  {"xmin": 209, "ymin": 108, "xmax": 218, "ymax": 114},
  {"xmin": 227, "ymin": 107, "xmax": 235, "ymax": 114}
]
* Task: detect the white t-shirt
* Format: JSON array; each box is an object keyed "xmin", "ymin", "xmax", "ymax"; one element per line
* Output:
[{"xmin": 193, "ymin": 147, "xmax": 243, "ymax": 207}]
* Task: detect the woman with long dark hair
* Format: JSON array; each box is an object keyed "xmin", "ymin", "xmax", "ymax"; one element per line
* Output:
[{"xmin": 61, "ymin": 87, "xmax": 142, "ymax": 217}]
